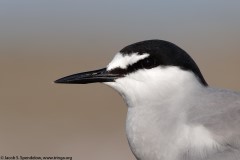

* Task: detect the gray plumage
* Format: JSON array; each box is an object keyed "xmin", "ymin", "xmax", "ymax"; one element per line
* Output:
[{"xmin": 185, "ymin": 88, "xmax": 240, "ymax": 160}]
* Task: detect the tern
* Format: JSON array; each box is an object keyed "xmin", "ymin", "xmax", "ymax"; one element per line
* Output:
[{"xmin": 55, "ymin": 40, "xmax": 240, "ymax": 160}]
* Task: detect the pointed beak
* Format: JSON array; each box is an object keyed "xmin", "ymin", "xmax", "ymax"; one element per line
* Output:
[{"xmin": 55, "ymin": 68, "xmax": 120, "ymax": 84}]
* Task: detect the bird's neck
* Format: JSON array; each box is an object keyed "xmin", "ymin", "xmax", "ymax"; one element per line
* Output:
[{"xmin": 123, "ymin": 71, "xmax": 204, "ymax": 109}]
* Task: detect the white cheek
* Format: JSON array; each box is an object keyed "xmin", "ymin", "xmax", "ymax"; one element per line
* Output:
[
  {"xmin": 104, "ymin": 78, "xmax": 129, "ymax": 93},
  {"xmin": 104, "ymin": 67, "xmax": 202, "ymax": 102},
  {"xmin": 104, "ymin": 81, "xmax": 119, "ymax": 90},
  {"xmin": 104, "ymin": 80, "xmax": 130, "ymax": 102}
]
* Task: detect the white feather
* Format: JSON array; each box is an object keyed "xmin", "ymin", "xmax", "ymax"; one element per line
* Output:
[{"xmin": 107, "ymin": 52, "xmax": 149, "ymax": 71}]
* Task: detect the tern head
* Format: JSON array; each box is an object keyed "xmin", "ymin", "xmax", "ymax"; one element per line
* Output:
[{"xmin": 55, "ymin": 40, "xmax": 207, "ymax": 104}]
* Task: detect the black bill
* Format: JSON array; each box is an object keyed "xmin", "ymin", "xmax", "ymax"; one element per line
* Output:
[{"xmin": 55, "ymin": 68, "xmax": 120, "ymax": 84}]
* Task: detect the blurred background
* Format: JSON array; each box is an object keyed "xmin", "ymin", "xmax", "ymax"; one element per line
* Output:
[{"xmin": 0, "ymin": 0, "xmax": 239, "ymax": 159}]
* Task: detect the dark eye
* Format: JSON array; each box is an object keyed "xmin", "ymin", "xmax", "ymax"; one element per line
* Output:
[{"xmin": 141, "ymin": 58, "xmax": 156, "ymax": 69}]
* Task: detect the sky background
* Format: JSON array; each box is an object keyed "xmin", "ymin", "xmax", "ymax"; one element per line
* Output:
[
  {"xmin": 1, "ymin": 0, "xmax": 240, "ymax": 56},
  {"xmin": 0, "ymin": 1, "xmax": 240, "ymax": 160}
]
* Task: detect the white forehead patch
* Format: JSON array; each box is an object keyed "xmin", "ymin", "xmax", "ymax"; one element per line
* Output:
[{"xmin": 107, "ymin": 52, "xmax": 149, "ymax": 71}]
